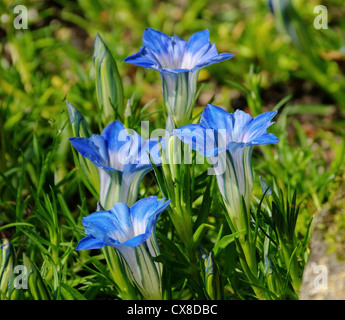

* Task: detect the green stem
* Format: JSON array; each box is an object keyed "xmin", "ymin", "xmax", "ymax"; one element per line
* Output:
[
  {"xmin": 103, "ymin": 246, "xmax": 139, "ymax": 300},
  {"xmin": 280, "ymin": 240, "xmax": 301, "ymax": 292},
  {"xmin": 224, "ymin": 209, "xmax": 267, "ymax": 299},
  {"xmin": 164, "ymin": 137, "xmax": 193, "ymax": 247},
  {"xmin": 235, "ymin": 239, "xmax": 267, "ymax": 300},
  {"xmin": 168, "ymin": 205, "xmax": 193, "ymax": 248},
  {"xmin": 134, "ymin": 244, "xmax": 163, "ymax": 300}
]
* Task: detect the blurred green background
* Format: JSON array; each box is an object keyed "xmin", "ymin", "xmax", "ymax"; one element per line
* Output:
[
  {"xmin": 1, "ymin": 0, "xmax": 344, "ymax": 212},
  {"xmin": 0, "ymin": 0, "xmax": 345, "ymax": 300}
]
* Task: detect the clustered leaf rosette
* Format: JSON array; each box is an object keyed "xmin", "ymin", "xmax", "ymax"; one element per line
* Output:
[
  {"xmin": 174, "ymin": 104, "xmax": 279, "ymax": 231},
  {"xmin": 69, "ymin": 120, "xmax": 162, "ymax": 210},
  {"xmin": 77, "ymin": 196, "xmax": 171, "ymax": 300},
  {"xmin": 124, "ymin": 28, "xmax": 234, "ymax": 127}
]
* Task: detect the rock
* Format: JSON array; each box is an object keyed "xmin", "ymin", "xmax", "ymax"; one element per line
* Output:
[{"xmin": 300, "ymin": 170, "xmax": 345, "ymax": 300}]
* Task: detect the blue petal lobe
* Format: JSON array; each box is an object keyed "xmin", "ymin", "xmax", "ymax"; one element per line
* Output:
[
  {"xmin": 200, "ymin": 104, "xmax": 234, "ymax": 131},
  {"xmin": 248, "ymin": 133, "xmax": 279, "ymax": 145},
  {"xmin": 101, "ymin": 121, "xmax": 131, "ymax": 170},
  {"xmin": 124, "ymin": 46, "xmax": 159, "ymax": 70},
  {"xmin": 109, "ymin": 203, "xmax": 132, "ymax": 239},
  {"xmin": 181, "ymin": 30, "xmax": 211, "ymax": 69},
  {"xmin": 130, "ymin": 196, "xmax": 171, "ymax": 236},
  {"xmin": 76, "ymin": 235, "xmax": 105, "ymax": 251},
  {"xmin": 125, "ymin": 28, "xmax": 234, "ymax": 72},
  {"xmin": 243, "ymin": 111, "xmax": 278, "ymax": 143},
  {"xmin": 69, "ymin": 136, "xmax": 106, "ymax": 166},
  {"xmin": 123, "ymin": 232, "xmax": 152, "ymax": 247},
  {"xmin": 232, "ymin": 109, "xmax": 253, "ymax": 142},
  {"xmin": 142, "ymin": 28, "xmax": 174, "ymax": 68}
]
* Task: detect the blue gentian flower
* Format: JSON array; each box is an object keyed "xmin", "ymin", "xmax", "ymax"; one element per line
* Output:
[
  {"xmin": 77, "ymin": 196, "xmax": 171, "ymax": 300},
  {"xmin": 124, "ymin": 28, "xmax": 234, "ymax": 127},
  {"xmin": 69, "ymin": 120, "xmax": 162, "ymax": 209},
  {"xmin": 174, "ymin": 104, "xmax": 279, "ymax": 231}
]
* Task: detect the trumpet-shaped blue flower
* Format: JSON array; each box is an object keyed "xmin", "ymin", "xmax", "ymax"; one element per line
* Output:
[
  {"xmin": 124, "ymin": 28, "xmax": 234, "ymax": 127},
  {"xmin": 69, "ymin": 120, "xmax": 162, "ymax": 209},
  {"xmin": 174, "ymin": 104, "xmax": 279, "ymax": 231},
  {"xmin": 77, "ymin": 196, "xmax": 171, "ymax": 300}
]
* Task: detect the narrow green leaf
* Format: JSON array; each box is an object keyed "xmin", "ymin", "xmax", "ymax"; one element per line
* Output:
[
  {"xmin": 60, "ymin": 282, "xmax": 87, "ymax": 300},
  {"xmin": 194, "ymin": 175, "xmax": 215, "ymax": 231},
  {"xmin": 23, "ymin": 254, "xmax": 50, "ymax": 300},
  {"xmin": 213, "ymin": 229, "xmax": 245, "ymax": 257},
  {"xmin": 191, "ymin": 223, "xmax": 215, "ymax": 251},
  {"xmin": 0, "ymin": 222, "xmax": 34, "ymax": 231}
]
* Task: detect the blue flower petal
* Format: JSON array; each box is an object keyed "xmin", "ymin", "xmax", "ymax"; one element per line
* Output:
[
  {"xmin": 130, "ymin": 196, "xmax": 171, "ymax": 236},
  {"xmin": 127, "ymin": 133, "xmax": 151, "ymax": 166},
  {"xmin": 101, "ymin": 121, "xmax": 127, "ymax": 150},
  {"xmin": 211, "ymin": 52, "xmax": 235, "ymax": 62},
  {"xmin": 176, "ymin": 105, "xmax": 279, "ymax": 156},
  {"xmin": 70, "ymin": 119, "xmax": 160, "ymax": 176},
  {"xmin": 159, "ymin": 67, "xmax": 190, "ymax": 74},
  {"xmin": 242, "ymin": 111, "xmax": 278, "ymax": 143},
  {"xmin": 82, "ymin": 204, "xmax": 132, "ymax": 244},
  {"xmin": 191, "ymin": 52, "xmax": 234, "ymax": 72},
  {"xmin": 122, "ymin": 232, "xmax": 152, "ymax": 247},
  {"xmin": 142, "ymin": 28, "xmax": 175, "ymax": 69},
  {"xmin": 183, "ymin": 30, "xmax": 234, "ymax": 71},
  {"xmin": 232, "ymin": 109, "xmax": 254, "ymax": 142},
  {"xmin": 171, "ymin": 34, "xmax": 187, "ymax": 66},
  {"xmin": 142, "ymin": 28, "xmax": 172, "ymax": 52},
  {"xmin": 124, "ymin": 46, "xmax": 159, "ymax": 70},
  {"xmin": 108, "ymin": 202, "xmax": 132, "ymax": 238},
  {"xmin": 76, "ymin": 235, "xmax": 105, "ymax": 251},
  {"xmin": 77, "ymin": 197, "xmax": 170, "ymax": 251},
  {"xmin": 181, "ymin": 30, "xmax": 212, "ymax": 69},
  {"xmin": 124, "ymin": 29, "xmax": 189, "ymax": 72},
  {"xmin": 248, "ymin": 133, "xmax": 279, "ymax": 146},
  {"xmin": 200, "ymin": 104, "xmax": 234, "ymax": 131},
  {"xmin": 138, "ymin": 138, "xmax": 163, "ymax": 166},
  {"xmin": 82, "ymin": 211, "xmax": 117, "ymax": 242},
  {"xmin": 69, "ymin": 136, "xmax": 107, "ymax": 167},
  {"xmin": 121, "ymin": 137, "xmax": 163, "ymax": 184},
  {"xmin": 101, "ymin": 120, "xmax": 132, "ymax": 170},
  {"xmin": 124, "ymin": 28, "xmax": 233, "ymax": 72}
]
